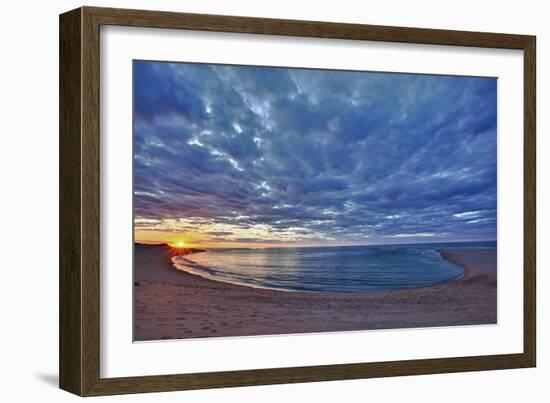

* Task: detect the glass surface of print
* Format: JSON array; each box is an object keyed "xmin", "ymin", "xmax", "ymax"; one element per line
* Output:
[{"xmin": 133, "ymin": 61, "xmax": 497, "ymax": 341}]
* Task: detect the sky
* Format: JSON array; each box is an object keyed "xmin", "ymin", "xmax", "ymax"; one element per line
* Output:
[{"xmin": 133, "ymin": 61, "xmax": 497, "ymax": 247}]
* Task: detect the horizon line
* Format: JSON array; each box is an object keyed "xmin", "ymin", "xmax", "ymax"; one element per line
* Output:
[{"xmin": 134, "ymin": 238, "xmax": 497, "ymax": 249}]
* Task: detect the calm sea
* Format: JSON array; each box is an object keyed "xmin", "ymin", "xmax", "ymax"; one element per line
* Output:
[{"xmin": 172, "ymin": 241, "xmax": 496, "ymax": 293}]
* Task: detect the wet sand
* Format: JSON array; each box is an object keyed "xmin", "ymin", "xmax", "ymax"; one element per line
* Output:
[{"xmin": 133, "ymin": 244, "xmax": 496, "ymax": 341}]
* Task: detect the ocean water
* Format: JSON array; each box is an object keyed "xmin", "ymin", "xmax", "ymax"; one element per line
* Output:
[{"xmin": 172, "ymin": 241, "xmax": 496, "ymax": 293}]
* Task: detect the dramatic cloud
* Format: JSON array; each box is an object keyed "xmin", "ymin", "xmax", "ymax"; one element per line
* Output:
[{"xmin": 133, "ymin": 61, "xmax": 497, "ymax": 245}]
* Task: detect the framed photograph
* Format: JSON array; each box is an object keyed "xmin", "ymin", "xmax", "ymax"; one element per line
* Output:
[{"xmin": 59, "ymin": 6, "xmax": 536, "ymax": 396}]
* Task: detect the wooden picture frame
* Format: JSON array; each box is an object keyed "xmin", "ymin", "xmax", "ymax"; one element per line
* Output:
[{"xmin": 59, "ymin": 6, "xmax": 536, "ymax": 396}]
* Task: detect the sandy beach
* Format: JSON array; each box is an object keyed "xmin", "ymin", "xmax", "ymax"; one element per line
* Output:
[{"xmin": 133, "ymin": 244, "xmax": 496, "ymax": 341}]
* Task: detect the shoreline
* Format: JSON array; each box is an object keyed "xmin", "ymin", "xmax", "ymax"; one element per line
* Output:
[
  {"xmin": 134, "ymin": 244, "xmax": 497, "ymax": 341},
  {"xmin": 168, "ymin": 247, "xmax": 477, "ymax": 295},
  {"xmin": 438, "ymin": 249, "xmax": 497, "ymax": 283}
]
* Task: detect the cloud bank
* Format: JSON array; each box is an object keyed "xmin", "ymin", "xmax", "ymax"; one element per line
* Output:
[{"xmin": 133, "ymin": 61, "xmax": 497, "ymax": 245}]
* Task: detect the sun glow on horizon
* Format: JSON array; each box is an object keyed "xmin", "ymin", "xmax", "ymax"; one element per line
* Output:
[
  {"xmin": 134, "ymin": 227, "xmax": 491, "ymax": 250},
  {"xmin": 168, "ymin": 240, "xmax": 188, "ymax": 249}
]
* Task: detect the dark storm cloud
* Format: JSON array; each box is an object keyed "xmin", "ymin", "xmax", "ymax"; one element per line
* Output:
[{"xmin": 133, "ymin": 60, "xmax": 497, "ymax": 244}]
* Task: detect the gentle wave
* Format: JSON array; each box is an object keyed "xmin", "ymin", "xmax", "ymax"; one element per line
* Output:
[{"xmin": 171, "ymin": 256, "xmax": 297, "ymax": 292}]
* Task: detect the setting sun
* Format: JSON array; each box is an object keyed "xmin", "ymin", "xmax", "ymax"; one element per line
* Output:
[{"xmin": 169, "ymin": 240, "xmax": 187, "ymax": 248}]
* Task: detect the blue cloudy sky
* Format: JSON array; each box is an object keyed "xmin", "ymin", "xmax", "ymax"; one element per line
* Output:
[{"xmin": 133, "ymin": 60, "xmax": 497, "ymax": 246}]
